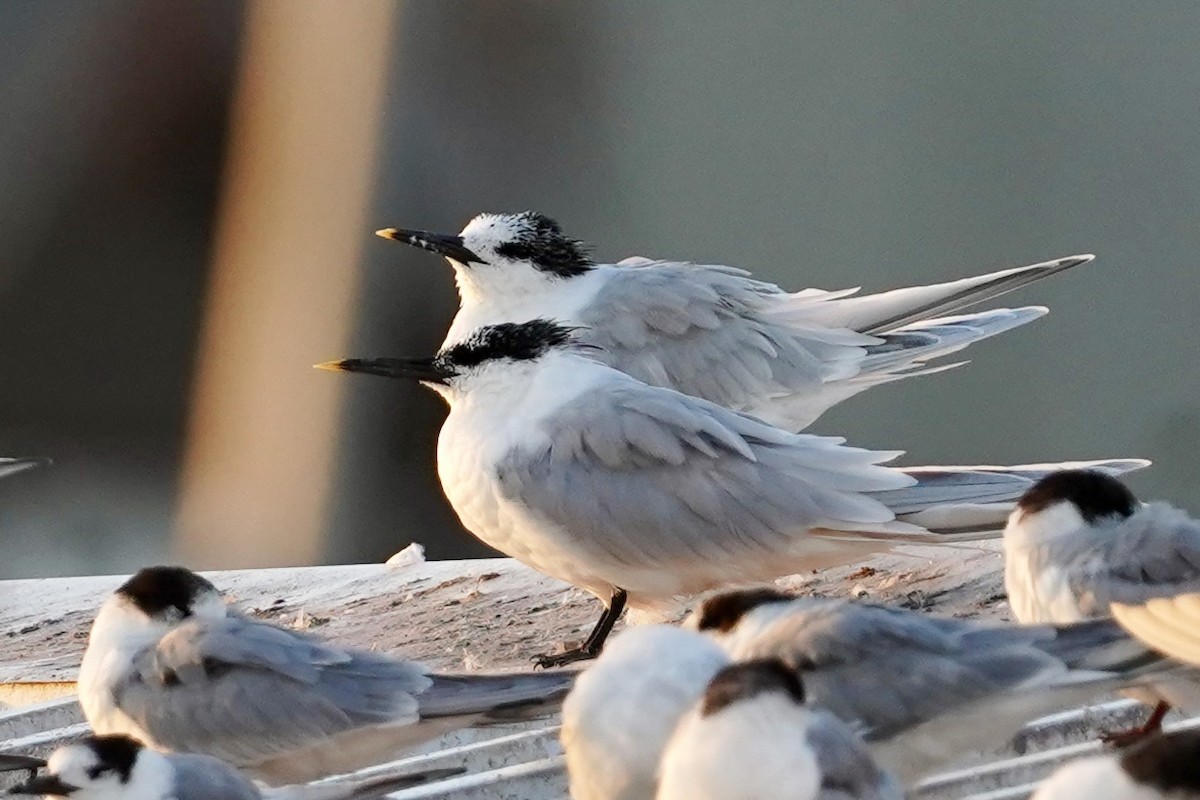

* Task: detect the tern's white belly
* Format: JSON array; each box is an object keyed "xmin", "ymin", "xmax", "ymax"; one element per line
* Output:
[{"xmin": 436, "ymin": 432, "xmax": 693, "ymax": 605}]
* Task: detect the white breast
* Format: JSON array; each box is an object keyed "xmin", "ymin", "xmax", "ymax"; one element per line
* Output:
[
  {"xmin": 433, "ymin": 356, "xmax": 626, "ymax": 600},
  {"xmin": 78, "ymin": 616, "xmax": 158, "ymax": 743},
  {"xmin": 1004, "ymin": 546, "xmax": 1089, "ymax": 624}
]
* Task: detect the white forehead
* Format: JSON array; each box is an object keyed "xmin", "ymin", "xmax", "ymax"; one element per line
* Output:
[
  {"xmin": 48, "ymin": 744, "xmax": 98, "ymax": 775},
  {"xmin": 460, "ymin": 213, "xmax": 529, "ymax": 245}
]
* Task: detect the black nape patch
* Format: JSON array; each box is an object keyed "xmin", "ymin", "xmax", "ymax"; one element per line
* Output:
[
  {"xmin": 440, "ymin": 319, "xmax": 575, "ymax": 369},
  {"xmin": 694, "ymin": 588, "xmax": 795, "ymax": 633},
  {"xmin": 116, "ymin": 566, "xmax": 218, "ymax": 619},
  {"xmin": 1121, "ymin": 729, "xmax": 1200, "ymax": 793},
  {"xmin": 492, "ymin": 211, "xmax": 593, "ymax": 278},
  {"xmin": 85, "ymin": 735, "xmax": 142, "ymax": 784},
  {"xmin": 700, "ymin": 659, "xmax": 806, "ymax": 717},
  {"xmin": 1017, "ymin": 470, "xmax": 1138, "ymax": 524}
]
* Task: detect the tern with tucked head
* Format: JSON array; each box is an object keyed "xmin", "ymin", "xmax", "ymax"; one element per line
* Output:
[
  {"xmin": 686, "ymin": 587, "xmax": 1190, "ymax": 782},
  {"xmin": 77, "ymin": 567, "xmax": 573, "ymax": 785},
  {"xmin": 377, "ymin": 211, "xmax": 1090, "ymax": 432},
  {"xmin": 1004, "ymin": 470, "xmax": 1200, "ymax": 741},
  {"xmin": 6, "ymin": 735, "xmax": 458, "ymax": 800},
  {"xmin": 1029, "ymin": 729, "xmax": 1200, "ymax": 800},
  {"xmin": 656, "ymin": 659, "xmax": 902, "ymax": 800},
  {"xmin": 320, "ymin": 319, "xmax": 1147, "ymax": 664},
  {"xmin": 561, "ymin": 625, "xmax": 731, "ymax": 800}
]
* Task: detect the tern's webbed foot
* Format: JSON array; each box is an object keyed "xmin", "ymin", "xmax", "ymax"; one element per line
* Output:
[
  {"xmin": 533, "ymin": 644, "xmax": 600, "ymax": 668},
  {"xmin": 1101, "ymin": 701, "xmax": 1170, "ymax": 748}
]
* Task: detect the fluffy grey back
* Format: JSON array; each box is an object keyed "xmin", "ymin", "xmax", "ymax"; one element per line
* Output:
[{"xmin": 114, "ymin": 614, "xmax": 432, "ymax": 766}]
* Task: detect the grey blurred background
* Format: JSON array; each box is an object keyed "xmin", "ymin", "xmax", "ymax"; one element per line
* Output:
[{"xmin": 2, "ymin": 1, "xmax": 1195, "ymax": 578}]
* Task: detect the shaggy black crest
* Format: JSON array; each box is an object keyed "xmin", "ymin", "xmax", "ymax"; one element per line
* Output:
[
  {"xmin": 440, "ymin": 319, "xmax": 577, "ymax": 369},
  {"xmin": 1121, "ymin": 729, "xmax": 1200, "ymax": 793},
  {"xmin": 1017, "ymin": 469, "xmax": 1138, "ymax": 524},
  {"xmin": 494, "ymin": 212, "xmax": 593, "ymax": 277},
  {"xmin": 116, "ymin": 566, "xmax": 217, "ymax": 619},
  {"xmin": 85, "ymin": 735, "xmax": 142, "ymax": 784},
  {"xmin": 694, "ymin": 588, "xmax": 795, "ymax": 633},
  {"xmin": 700, "ymin": 659, "xmax": 806, "ymax": 717}
]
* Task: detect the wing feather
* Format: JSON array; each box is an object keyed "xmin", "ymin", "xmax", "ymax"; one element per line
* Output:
[{"xmin": 114, "ymin": 615, "xmax": 431, "ymax": 766}]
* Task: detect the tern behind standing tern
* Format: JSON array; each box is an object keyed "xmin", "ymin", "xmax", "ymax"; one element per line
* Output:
[
  {"xmin": 656, "ymin": 659, "xmax": 903, "ymax": 800},
  {"xmin": 1029, "ymin": 729, "xmax": 1200, "ymax": 800},
  {"xmin": 6, "ymin": 735, "xmax": 460, "ymax": 800},
  {"xmin": 78, "ymin": 567, "xmax": 574, "ymax": 785},
  {"xmin": 318, "ymin": 319, "xmax": 1149, "ymax": 664},
  {"xmin": 377, "ymin": 210, "xmax": 1091, "ymax": 432},
  {"xmin": 687, "ymin": 588, "xmax": 1191, "ymax": 783},
  {"xmin": 1004, "ymin": 470, "xmax": 1200, "ymax": 741}
]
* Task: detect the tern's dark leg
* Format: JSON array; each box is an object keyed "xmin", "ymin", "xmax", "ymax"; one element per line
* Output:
[
  {"xmin": 535, "ymin": 589, "xmax": 628, "ymax": 668},
  {"xmin": 1102, "ymin": 701, "xmax": 1171, "ymax": 747}
]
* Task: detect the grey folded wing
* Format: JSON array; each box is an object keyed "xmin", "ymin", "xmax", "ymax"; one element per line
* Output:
[
  {"xmin": 1051, "ymin": 504, "xmax": 1200, "ymax": 613},
  {"xmin": 113, "ymin": 615, "xmax": 432, "ymax": 766},
  {"xmin": 170, "ymin": 753, "xmax": 262, "ymax": 800},
  {"xmin": 495, "ymin": 383, "xmax": 916, "ymax": 575},
  {"xmin": 730, "ymin": 600, "xmax": 1125, "ymax": 740},
  {"xmin": 806, "ymin": 711, "xmax": 904, "ymax": 800},
  {"xmin": 582, "ymin": 261, "xmax": 879, "ymax": 425}
]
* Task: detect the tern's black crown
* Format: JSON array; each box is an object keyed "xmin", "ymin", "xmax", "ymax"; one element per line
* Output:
[
  {"xmin": 1121, "ymin": 729, "xmax": 1200, "ymax": 794},
  {"xmin": 694, "ymin": 588, "xmax": 795, "ymax": 633},
  {"xmin": 493, "ymin": 212, "xmax": 593, "ymax": 278},
  {"xmin": 116, "ymin": 566, "xmax": 217, "ymax": 619},
  {"xmin": 1017, "ymin": 469, "xmax": 1138, "ymax": 524},
  {"xmin": 701, "ymin": 659, "xmax": 806, "ymax": 717},
  {"xmin": 439, "ymin": 320, "xmax": 577, "ymax": 370},
  {"xmin": 85, "ymin": 735, "xmax": 141, "ymax": 784}
]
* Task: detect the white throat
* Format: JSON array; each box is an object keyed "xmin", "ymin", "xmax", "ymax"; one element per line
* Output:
[{"xmin": 444, "ymin": 262, "xmax": 605, "ymax": 348}]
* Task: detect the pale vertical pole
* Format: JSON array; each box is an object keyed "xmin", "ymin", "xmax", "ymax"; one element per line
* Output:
[{"xmin": 174, "ymin": 0, "xmax": 397, "ymax": 567}]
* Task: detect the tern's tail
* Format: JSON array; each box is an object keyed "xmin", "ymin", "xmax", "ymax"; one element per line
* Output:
[
  {"xmin": 857, "ymin": 306, "xmax": 1046, "ymax": 383},
  {"xmin": 0, "ymin": 457, "xmax": 50, "ymax": 481},
  {"xmin": 864, "ymin": 458, "xmax": 1151, "ymax": 541},
  {"xmin": 417, "ymin": 669, "xmax": 577, "ymax": 722},
  {"xmin": 802, "ymin": 254, "xmax": 1093, "ymax": 334}
]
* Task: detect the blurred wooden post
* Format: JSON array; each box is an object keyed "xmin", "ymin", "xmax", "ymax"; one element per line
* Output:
[{"xmin": 173, "ymin": 0, "xmax": 397, "ymax": 567}]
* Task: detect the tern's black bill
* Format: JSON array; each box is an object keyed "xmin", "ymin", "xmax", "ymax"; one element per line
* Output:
[
  {"xmin": 376, "ymin": 228, "xmax": 485, "ymax": 265},
  {"xmin": 0, "ymin": 755, "xmax": 45, "ymax": 774},
  {"xmin": 315, "ymin": 358, "xmax": 454, "ymax": 385},
  {"xmin": 8, "ymin": 775, "xmax": 80, "ymax": 796}
]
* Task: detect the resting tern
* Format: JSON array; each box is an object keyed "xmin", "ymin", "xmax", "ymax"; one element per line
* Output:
[
  {"xmin": 1029, "ymin": 728, "xmax": 1200, "ymax": 800},
  {"xmin": 656, "ymin": 659, "xmax": 902, "ymax": 800},
  {"xmin": 1004, "ymin": 470, "xmax": 1200, "ymax": 740},
  {"xmin": 686, "ymin": 587, "xmax": 1189, "ymax": 782},
  {"xmin": 77, "ymin": 567, "xmax": 574, "ymax": 784},
  {"xmin": 6, "ymin": 735, "xmax": 458, "ymax": 800},
  {"xmin": 560, "ymin": 625, "xmax": 731, "ymax": 800}
]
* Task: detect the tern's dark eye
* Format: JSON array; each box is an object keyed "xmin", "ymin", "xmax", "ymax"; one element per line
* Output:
[{"xmin": 87, "ymin": 766, "xmax": 109, "ymax": 779}]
